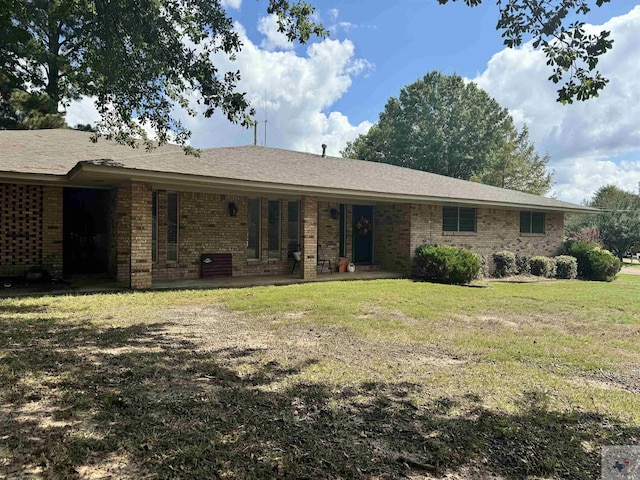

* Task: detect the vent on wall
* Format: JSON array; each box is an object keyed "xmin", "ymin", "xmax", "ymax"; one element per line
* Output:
[{"xmin": 200, "ymin": 253, "xmax": 232, "ymax": 278}]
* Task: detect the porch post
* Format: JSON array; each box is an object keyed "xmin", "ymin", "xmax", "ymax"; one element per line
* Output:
[
  {"xmin": 130, "ymin": 181, "xmax": 153, "ymax": 289},
  {"xmin": 115, "ymin": 183, "xmax": 131, "ymax": 284},
  {"xmin": 42, "ymin": 186, "xmax": 63, "ymax": 278},
  {"xmin": 114, "ymin": 181, "xmax": 153, "ymax": 289},
  {"xmin": 300, "ymin": 196, "xmax": 318, "ymax": 279}
]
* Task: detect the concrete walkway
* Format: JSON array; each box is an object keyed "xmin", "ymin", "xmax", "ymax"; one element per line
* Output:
[
  {"xmin": 621, "ymin": 266, "xmax": 640, "ymax": 276},
  {"xmin": 151, "ymin": 270, "xmax": 403, "ymax": 290},
  {"xmin": 0, "ymin": 271, "xmax": 404, "ymax": 297}
]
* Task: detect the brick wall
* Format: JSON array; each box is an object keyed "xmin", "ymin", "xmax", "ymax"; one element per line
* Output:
[
  {"xmin": 42, "ymin": 187, "xmax": 63, "ymax": 277},
  {"xmin": 152, "ymin": 191, "xmax": 302, "ymax": 281},
  {"xmin": 300, "ymin": 196, "xmax": 318, "ymax": 279},
  {"xmin": 114, "ymin": 183, "xmax": 132, "ymax": 283},
  {"xmin": 0, "ymin": 183, "xmax": 42, "ymax": 276},
  {"xmin": 111, "ymin": 187, "xmax": 565, "ymax": 285},
  {"xmin": 409, "ymin": 204, "xmax": 565, "ymax": 273},
  {"xmin": 130, "ymin": 182, "xmax": 152, "ymax": 289},
  {"xmin": 0, "ymin": 183, "xmax": 63, "ymax": 278},
  {"xmin": 317, "ymin": 201, "xmax": 340, "ymax": 270},
  {"xmin": 374, "ymin": 203, "xmax": 411, "ymax": 274}
]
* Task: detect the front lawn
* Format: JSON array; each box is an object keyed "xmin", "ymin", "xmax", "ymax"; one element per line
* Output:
[{"xmin": 1, "ymin": 276, "xmax": 639, "ymax": 478}]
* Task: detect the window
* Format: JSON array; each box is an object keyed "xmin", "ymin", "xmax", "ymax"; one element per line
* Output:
[
  {"xmin": 247, "ymin": 198, "xmax": 261, "ymax": 259},
  {"xmin": 443, "ymin": 206, "xmax": 476, "ymax": 232},
  {"xmin": 166, "ymin": 192, "xmax": 178, "ymax": 262},
  {"xmin": 268, "ymin": 200, "xmax": 281, "ymax": 259},
  {"xmin": 520, "ymin": 211, "xmax": 545, "ymax": 234},
  {"xmin": 151, "ymin": 191, "xmax": 158, "ymax": 263},
  {"xmin": 287, "ymin": 200, "xmax": 300, "ymax": 258}
]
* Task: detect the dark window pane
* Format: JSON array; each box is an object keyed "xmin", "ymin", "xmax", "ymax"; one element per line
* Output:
[
  {"xmin": 520, "ymin": 211, "xmax": 531, "ymax": 233},
  {"xmin": 458, "ymin": 208, "xmax": 476, "ymax": 232},
  {"xmin": 442, "ymin": 207, "xmax": 458, "ymax": 231},
  {"xmin": 287, "ymin": 201, "xmax": 299, "ymax": 258},
  {"xmin": 247, "ymin": 198, "xmax": 260, "ymax": 259},
  {"xmin": 167, "ymin": 192, "xmax": 178, "ymax": 262},
  {"xmin": 268, "ymin": 200, "xmax": 280, "ymax": 259},
  {"xmin": 531, "ymin": 212, "xmax": 545, "ymax": 233}
]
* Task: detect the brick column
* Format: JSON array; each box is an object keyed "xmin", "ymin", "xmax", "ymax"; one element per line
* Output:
[
  {"xmin": 300, "ymin": 196, "xmax": 318, "ymax": 279},
  {"xmin": 42, "ymin": 186, "xmax": 63, "ymax": 278},
  {"xmin": 115, "ymin": 183, "xmax": 132, "ymax": 284},
  {"xmin": 130, "ymin": 182, "xmax": 153, "ymax": 289}
]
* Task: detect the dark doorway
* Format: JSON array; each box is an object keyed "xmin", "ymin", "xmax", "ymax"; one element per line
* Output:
[
  {"xmin": 63, "ymin": 188, "xmax": 110, "ymax": 275},
  {"xmin": 352, "ymin": 205, "xmax": 374, "ymax": 264}
]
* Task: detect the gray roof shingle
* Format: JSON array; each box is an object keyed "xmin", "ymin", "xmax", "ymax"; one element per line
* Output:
[{"xmin": 0, "ymin": 129, "xmax": 593, "ymax": 212}]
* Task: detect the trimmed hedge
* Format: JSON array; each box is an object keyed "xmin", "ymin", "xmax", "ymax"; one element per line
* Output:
[
  {"xmin": 555, "ymin": 255, "xmax": 578, "ymax": 279},
  {"xmin": 564, "ymin": 240, "xmax": 598, "ymax": 278},
  {"xmin": 493, "ymin": 251, "xmax": 517, "ymax": 278},
  {"xmin": 587, "ymin": 249, "xmax": 622, "ymax": 282},
  {"xmin": 529, "ymin": 256, "xmax": 556, "ymax": 278},
  {"xmin": 413, "ymin": 245, "xmax": 481, "ymax": 285},
  {"xmin": 564, "ymin": 240, "xmax": 621, "ymax": 282},
  {"xmin": 515, "ymin": 254, "xmax": 531, "ymax": 275}
]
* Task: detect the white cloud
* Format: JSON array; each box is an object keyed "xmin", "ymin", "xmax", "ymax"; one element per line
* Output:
[
  {"xmin": 473, "ymin": 6, "xmax": 640, "ymax": 203},
  {"xmin": 257, "ymin": 14, "xmax": 294, "ymax": 51},
  {"xmin": 65, "ymin": 96, "xmax": 100, "ymax": 128},
  {"xmin": 180, "ymin": 22, "xmax": 373, "ymax": 156},
  {"xmin": 64, "ymin": 19, "xmax": 372, "ymax": 157},
  {"xmin": 551, "ymin": 155, "xmax": 640, "ymax": 203},
  {"xmin": 220, "ymin": 0, "xmax": 241, "ymax": 10}
]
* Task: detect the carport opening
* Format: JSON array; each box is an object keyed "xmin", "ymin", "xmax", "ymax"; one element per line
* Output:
[{"xmin": 63, "ymin": 188, "xmax": 110, "ymax": 276}]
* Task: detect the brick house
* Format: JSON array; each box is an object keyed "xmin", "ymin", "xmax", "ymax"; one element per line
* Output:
[{"xmin": 0, "ymin": 129, "xmax": 594, "ymax": 289}]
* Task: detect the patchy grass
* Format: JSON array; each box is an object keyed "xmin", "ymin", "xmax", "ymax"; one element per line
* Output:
[{"xmin": 1, "ymin": 276, "xmax": 639, "ymax": 478}]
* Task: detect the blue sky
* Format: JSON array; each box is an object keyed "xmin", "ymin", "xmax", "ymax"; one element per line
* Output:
[{"xmin": 67, "ymin": 0, "xmax": 640, "ymax": 204}]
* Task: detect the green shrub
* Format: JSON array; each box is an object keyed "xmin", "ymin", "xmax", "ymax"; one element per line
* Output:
[
  {"xmin": 564, "ymin": 239, "xmax": 598, "ymax": 278},
  {"xmin": 492, "ymin": 251, "xmax": 517, "ymax": 278},
  {"xmin": 480, "ymin": 255, "xmax": 490, "ymax": 279},
  {"xmin": 564, "ymin": 239, "xmax": 621, "ymax": 281},
  {"xmin": 529, "ymin": 256, "xmax": 556, "ymax": 278},
  {"xmin": 587, "ymin": 249, "xmax": 622, "ymax": 282},
  {"xmin": 555, "ymin": 255, "xmax": 578, "ymax": 279},
  {"xmin": 413, "ymin": 245, "xmax": 481, "ymax": 285},
  {"xmin": 515, "ymin": 254, "xmax": 531, "ymax": 275}
]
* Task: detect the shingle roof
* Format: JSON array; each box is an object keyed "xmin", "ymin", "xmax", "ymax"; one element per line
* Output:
[{"xmin": 0, "ymin": 129, "xmax": 593, "ymax": 212}]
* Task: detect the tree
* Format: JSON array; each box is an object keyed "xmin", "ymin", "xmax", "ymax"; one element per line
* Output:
[
  {"xmin": 342, "ymin": 72, "xmax": 553, "ymax": 195},
  {"xmin": 0, "ymin": 0, "xmax": 325, "ymax": 148},
  {"xmin": 438, "ymin": 0, "xmax": 614, "ymax": 104},
  {"xmin": 589, "ymin": 185, "xmax": 640, "ymax": 258},
  {"xmin": 471, "ymin": 126, "xmax": 552, "ymax": 195},
  {"xmin": 567, "ymin": 185, "xmax": 640, "ymax": 258},
  {"xmin": 8, "ymin": 91, "xmax": 66, "ymax": 129}
]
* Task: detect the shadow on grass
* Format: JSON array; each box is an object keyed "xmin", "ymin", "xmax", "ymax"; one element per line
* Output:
[{"xmin": 1, "ymin": 304, "xmax": 638, "ymax": 479}]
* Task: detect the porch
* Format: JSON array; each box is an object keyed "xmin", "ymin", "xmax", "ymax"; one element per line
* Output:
[
  {"xmin": 151, "ymin": 269, "xmax": 403, "ymax": 290},
  {"xmin": 0, "ymin": 270, "xmax": 404, "ymax": 298}
]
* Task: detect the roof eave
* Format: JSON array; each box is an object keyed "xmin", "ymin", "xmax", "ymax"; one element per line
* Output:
[
  {"xmin": 71, "ymin": 163, "xmax": 597, "ymax": 214},
  {"xmin": 0, "ymin": 170, "xmax": 68, "ymax": 185}
]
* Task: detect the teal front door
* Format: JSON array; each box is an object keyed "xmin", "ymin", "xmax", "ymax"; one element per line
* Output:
[{"xmin": 352, "ymin": 205, "xmax": 373, "ymax": 264}]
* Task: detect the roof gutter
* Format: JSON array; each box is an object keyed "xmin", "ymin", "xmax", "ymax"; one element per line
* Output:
[{"xmin": 70, "ymin": 163, "xmax": 597, "ymax": 214}]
